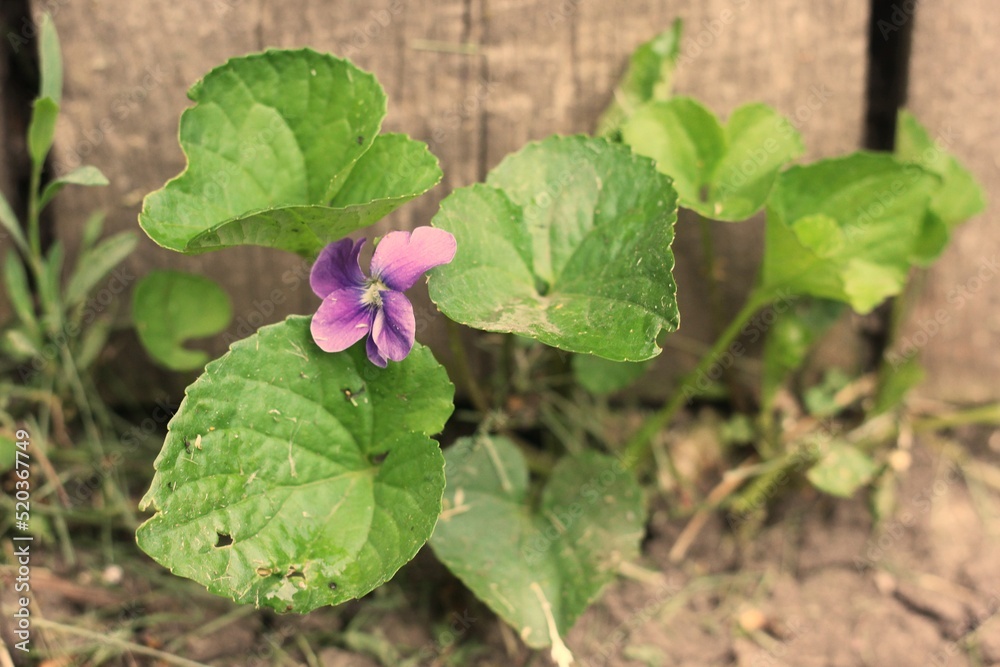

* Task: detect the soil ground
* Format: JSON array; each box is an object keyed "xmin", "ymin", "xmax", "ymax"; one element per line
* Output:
[{"xmin": 5, "ymin": 423, "xmax": 999, "ymax": 667}]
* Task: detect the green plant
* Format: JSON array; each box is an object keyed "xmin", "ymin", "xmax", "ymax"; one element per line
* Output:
[{"xmin": 122, "ymin": 22, "xmax": 986, "ymax": 666}]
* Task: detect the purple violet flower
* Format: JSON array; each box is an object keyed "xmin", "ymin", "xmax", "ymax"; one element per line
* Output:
[{"xmin": 309, "ymin": 227, "xmax": 457, "ymax": 367}]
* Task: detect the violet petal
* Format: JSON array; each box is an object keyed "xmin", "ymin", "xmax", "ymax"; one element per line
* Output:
[
  {"xmin": 310, "ymin": 287, "xmax": 372, "ymax": 353},
  {"xmin": 366, "ymin": 336, "xmax": 388, "ymax": 368},
  {"xmin": 371, "ymin": 291, "xmax": 415, "ymax": 362},
  {"xmin": 310, "ymin": 238, "xmax": 366, "ymax": 299},
  {"xmin": 370, "ymin": 227, "xmax": 457, "ymax": 291}
]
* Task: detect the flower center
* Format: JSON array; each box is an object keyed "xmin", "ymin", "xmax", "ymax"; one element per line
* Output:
[{"xmin": 361, "ymin": 277, "xmax": 387, "ymax": 308}]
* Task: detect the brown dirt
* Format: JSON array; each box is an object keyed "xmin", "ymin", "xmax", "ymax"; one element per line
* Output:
[{"xmin": 6, "ymin": 427, "xmax": 999, "ymax": 667}]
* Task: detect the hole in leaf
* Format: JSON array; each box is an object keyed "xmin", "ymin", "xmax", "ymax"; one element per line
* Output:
[
  {"xmin": 534, "ymin": 277, "xmax": 550, "ymax": 296},
  {"xmin": 215, "ymin": 532, "xmax": 234, "ymax": 548},
  {"xmin": 286, "ymin": 568, "xmax": 305, "ymax": 579},
  {"xmin": 328, "ymin": 582, "xmax": 338, "ymax": 591}
]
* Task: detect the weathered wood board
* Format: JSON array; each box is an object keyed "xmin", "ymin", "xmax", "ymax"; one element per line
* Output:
[
  {"xmin": 902, "ymin": 3, "xmax": 1000, "ymax": 403},
  {"xmin": 41, "ymin": 0, "xmax": 870, "ymax": 399}
]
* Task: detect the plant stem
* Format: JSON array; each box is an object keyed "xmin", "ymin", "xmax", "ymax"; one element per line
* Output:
[
  {"xmin": 445, "ymin": 319, "xmax": 489, "ymax": 413},
  {"xmin": 913, "ymin": 404, "xmax": 1000, "ymax": 431},
  {"xmin": 622, "ymin": 289, "xmax": 776, "ymax": 469},
  {"xmin": 697, "ymin": 214, "xmax": 726, "ymax": 338},
  {"xmin": 27, "ymin": 163, "xmax": 42, "ymax": 258}
]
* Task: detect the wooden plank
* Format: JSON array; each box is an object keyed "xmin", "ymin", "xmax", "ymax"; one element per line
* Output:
[
  {"xmin": 903, "ymin": 3, "xmax": 1000, "ymax": 402},
  {"xmin": 46, "ymin": 1, "xmax": 479, "ymax": 396},
  {"xmin": 44, "ymin": 0, "xmax": 869, "ymax": 399}
]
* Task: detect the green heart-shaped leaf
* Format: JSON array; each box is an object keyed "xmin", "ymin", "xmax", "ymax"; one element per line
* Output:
[
  {"xmin": 132, "ymin": 270, "xmax": 232, "ymax": 371},
  {"xmin": 139, "ymin": 50, "xmax": 441, "ymax": 256},
  {"xmin": 430, "ymin": 436, "xmax": 645, "ymax": 655},
  {"xmin": 428, "ymin": 135, "xmax": 679, "ymax": 361},
  {"xmin": 136, "ymin": 316, "xmax": 455, "ymax": 612},
  {"xmin": 761, "ymin": 153, "xmax": 939, "ymax": 313},
  {"xmin": 622, "ymin": 97, "xmax": 804, "ymax": 221},
  {"xmin": 895, "ymin": 110, "xmax": 986, "ymax": 265}
]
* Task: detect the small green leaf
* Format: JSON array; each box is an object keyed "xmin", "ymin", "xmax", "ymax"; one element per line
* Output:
[
  {"xmin": 81, "ymin": 212, "xmax": 105, "ymax": 249},
  {"xmin": 430, "ymin": 436, "xmax": 644, "ymax": 653},
  {"xmin": 139, "ymin": 50, "xmax": 441, "ymax": 256},
  {"xmin": 65, "ymin": 231, "xmax": 136, "ymax": 307},
  {"xmin": 895, "ymin": 110, "xmax": 986, "ymax": 264},
  {"xmin": 28, "ymin": 97, "xmax": 59, "ymax": 169},
  {"xmin": 572, "ymin": 355, "xmax": 651, "ymax": 395},
  {"xmin": 0, "ymin": 191, "xmax": 27, "ymax": 253},
  {"xmin": 761, "ymin": 153, "xmax": 939, "ymax": 313},
  {"xmin": 76, "ymin": 316, "xmax": 113, "ymax": 371},
  {"xmin": 132, "ymin": 270, "xmax": 232, "ymax": 371},
  {"xmin": 622, "ymin": 98, "xmax": 804, "ymax": 221},
  {"xmin": 137, "ymin": 316, "xmax": 454, "ymax": 613},
  {"xmin": 806, "ymin": 444, "xmax": 879, "ymax": 498},
  {"xmin": 3, "ymin": 250, "xmax": 38, "ymax": 334},
  {"xmin": 428, "ymin": 135, "xmax": 679, "ymax": 361},
  {"xmin": 596, "ymin": 20, "xmax": 683, "ymax": 138},
  {"xmin": 38, "ymin": 13, "xmax": 63, "ymax": 105},
  {"xmin": 39, "ymin": 165, "xmax": 109, "ymax": 210},
  {"xmin": 37, "ymin": 241, "xmax": 64, "ymax": 333}
]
